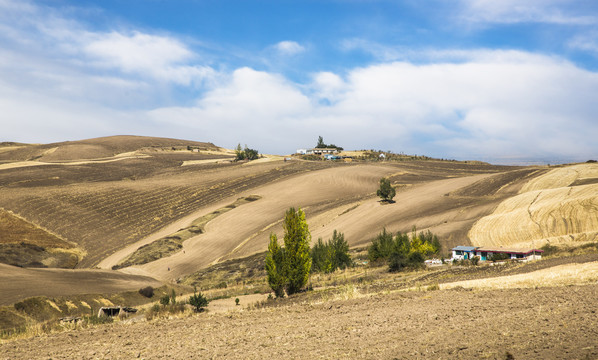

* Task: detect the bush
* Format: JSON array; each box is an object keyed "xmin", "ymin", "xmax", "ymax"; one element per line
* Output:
[
  {"xmin": 540, "ymin": 243, "xmax": 558, "ymax": 256},
  {"xmin": 170, "ymin": 289, "xmax": 177, "ymax": 305},
  {"xmin": 138, "ymin": 286, "xmax": 154, "ymax": 298},
  {"xmin": 188, "ymin": 287, "xmax": 209, "ymax": 312},
  {"xmin": 160, "ymin": 295, "xmax": 170, "ymax": 307},
  {"xmin": 488, "ymin": 253, "xmax": 509, "ymax": 262}
]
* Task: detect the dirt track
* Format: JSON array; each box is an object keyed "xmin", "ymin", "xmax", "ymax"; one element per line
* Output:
[{"xmin": 2, "ymin": 284, "xmax": 597, "ymax": 359}]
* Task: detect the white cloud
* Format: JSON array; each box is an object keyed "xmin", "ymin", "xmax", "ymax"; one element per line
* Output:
[
  {"xmin": 1, "ymin": 0, "xmax": 597, "ymax": 164},
  {"xmin": 149, "ymin": 50, "xmax": 598, "ymax": 163},
  {"xmin": 459, "ymin": 0, "xmax": 597, "ymax": 25},
  {"xmin": 568, "ymin": 32, "xmax": 598, "ymax": 56},
  {"xmin": 274, "ymin": 41, "xmax": 306, "ymax": 56},
  {"xmin": 84, "ymin": 31, "xmax": 214, "ymax": 85},
  {"xmin": 341, "ymin": 38, "xmax": 404, "ymax": 62}
]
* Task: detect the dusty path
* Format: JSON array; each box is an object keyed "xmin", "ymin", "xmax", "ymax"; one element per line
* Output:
[
  {"xmin": 0, "ymin": 264, "xmax": 162, "ymax": 306},
  {"xmin": 2, "ymin": 284, "xmax": 596, "ymax": 359}
]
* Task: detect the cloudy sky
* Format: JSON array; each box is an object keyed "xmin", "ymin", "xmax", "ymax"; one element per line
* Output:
[{"xmin": 1, "ymin": 0, "xmax": 598, "ymax": 164}]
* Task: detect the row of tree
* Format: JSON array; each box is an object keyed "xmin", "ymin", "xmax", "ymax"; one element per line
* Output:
[
  {"xmin": 265, "ymin": 207, "xmax": 442, "ymax": 297},
  {"xmin": 316, "ymin": 136, "xmax": 343, "ymax": 151},
  {"xmin": 368, "ymin": 227, "xmax": 441, "ymax": 272}
]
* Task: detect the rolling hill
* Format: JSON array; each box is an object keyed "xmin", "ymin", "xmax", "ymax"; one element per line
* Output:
[{"xmin": 0, "ymin": 135, "xmax": 595, "ymax": 303}]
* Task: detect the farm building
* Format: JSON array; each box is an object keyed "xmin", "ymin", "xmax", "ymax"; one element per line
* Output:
[
  {"xmin": 297, "ymin": 148, "xmax": 339, "ymax": 155},
  {"xmin": 451, "ymin": 246, "xmax": 477, "ymax": 260},
  {"xmin": 474, "ymin": 247, "xmax": 543, "ymax": 261},
  {"xmin": 451, "ymin": 246, "xmax": 543, "ymax": 262}
]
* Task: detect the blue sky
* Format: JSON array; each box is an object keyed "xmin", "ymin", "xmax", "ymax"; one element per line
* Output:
[{"xmin": 1, "ymin": 0, "xmax": 598, "ymax": 164}]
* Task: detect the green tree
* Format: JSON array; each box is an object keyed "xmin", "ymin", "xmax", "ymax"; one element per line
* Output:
[
  {"xmin": 310, "ymin": 237, "xmax": 332, "ymax": 273},
  {"xmin": 316, "ymin": 136, "xmax": 325, "ymax": 148},
  {"xmin": 329, "ymin": 230, "xmax": 351, "ymax": 271},
  {"xmin": 265, "ymin": 233, "xmax": 286, "ymax": 298},
  {"xmin": 243, "ymin": 145, "xmax": 259, "ymax": 160},
  {"xmin": 188, "ymin": 286, "xmax": 209, "ymax": 312},
  {"xmin": 282, "ymin": 207, "xmax": 312, "ymax": 295},
  {"xmin": 377, "ymin": 177, "xmax": 396, "ymax": 202},
  {"xmin": 265, "ymin": 207, "xmax": 312, "ymax": 296},
  {"xmin": 235, "ymin": 143, "xmax": 245, "ymax": 160},
  {"xmin": 368, "ymin": 228, "xmax": 394, "ymax": 262}
]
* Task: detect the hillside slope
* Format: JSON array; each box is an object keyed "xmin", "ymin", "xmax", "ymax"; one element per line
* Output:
[
  {"xmin": 0, "ymin": 135, "xmax": 218, "ymax": 163},
  {"xmin": 469, "ymin": 163, "xmax": 598, "ymax": 248}
]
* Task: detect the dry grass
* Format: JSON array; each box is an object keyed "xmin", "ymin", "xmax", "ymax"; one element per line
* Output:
[
  {"xmin": 441, "ymin": 261, "xmax": 598, "ymax": 290},
  {"xmin": 0, "ymin": 209, "xmax": 72, "ymax": 248}
]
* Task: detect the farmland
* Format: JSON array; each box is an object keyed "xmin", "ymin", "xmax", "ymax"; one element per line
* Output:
[{"xmin": 1, "ymin": 136, "xmax": 597, "ymax": 359}]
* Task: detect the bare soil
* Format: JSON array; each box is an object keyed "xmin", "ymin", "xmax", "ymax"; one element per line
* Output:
[
  {"xmin": 1, "ymin": 284, "xmax": 596, "ymax": 359},
  {"xmin": 0, "ymin": 264, "xmax": 162, "ymax": 306}
]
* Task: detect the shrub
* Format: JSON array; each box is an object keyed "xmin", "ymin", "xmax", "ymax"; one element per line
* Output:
[
  {"xmin": 160, "ymin": 295, "xmax": 170, "ymax": 307},
  {"xmin": 540, "ymin": 243, "xmax": 558, "ymax": 256},
  {"xmin": 170, "ymin": 289, "xmax": 177, "ymax": 305},
  {"xmin": 235, "ymin": 298, "xmax": 240, "ymax": 306},
  {"xmin": 138, "ymin": 286, "xmax": 154, "ymax": 298},
  {"xmin": 488, "ymin": 253, "xmax": 510, "ymax": 262},
  {"xmin": 188, "ymin": 287, "xmax": 209, "ymax": 312},
  {"xmin": 471, "ymin": 256, "xmax": 480, "ymax": 266}
]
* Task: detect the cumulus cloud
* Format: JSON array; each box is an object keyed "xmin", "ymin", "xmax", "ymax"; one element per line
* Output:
[
  {"xmin": 274, "ymin": 41, "xmax": 306, "ymax": 56},
  {"xmin": 84, "ymin": 31, "xmax": 214, "ymax": 85},
  {"xmin": 1, "ymin": 0, "xmax": 597, "ymax": 164},
  {"xmin": 149, "ymin": 50, "xmax": 598, "ymax": 163}
]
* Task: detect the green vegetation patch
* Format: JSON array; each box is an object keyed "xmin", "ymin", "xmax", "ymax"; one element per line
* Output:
[{"xmin": 113, "ymin": 195, "xmax": 262, "ymax": 269}]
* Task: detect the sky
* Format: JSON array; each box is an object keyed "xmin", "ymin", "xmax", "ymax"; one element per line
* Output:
[{"xmin": 1, "ymin": 0, "xmax": 598, "ymax": 164}]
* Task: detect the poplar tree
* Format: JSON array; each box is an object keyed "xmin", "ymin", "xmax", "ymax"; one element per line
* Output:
[
  {"xmin": 265, "ymin": 207, "xmax": 312, "ymax": 297},
  {"xmin": 265, "ymin": 233, "xmax": 286, "ymax": 298},
  {"xmin": 282, "ymin": 207, "xmax": 312, "ymax": 295}
]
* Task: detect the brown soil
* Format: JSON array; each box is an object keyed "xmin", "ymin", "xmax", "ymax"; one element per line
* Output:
[
  {"xmin": 1, "ymin": 284, "xmax": 596, "ymax": 359},
  {"xmin": 0, "ymin": 135, "xmax": 218, "ymax": 162},
  {"xmin": 0, "ymin": 264, "xmax": 162, "ymax": 306}
]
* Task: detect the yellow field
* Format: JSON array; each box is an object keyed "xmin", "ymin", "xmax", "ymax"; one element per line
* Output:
[{"xmin": 469, "ymin": 163, "xmax": 598, "ymax": 248}]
